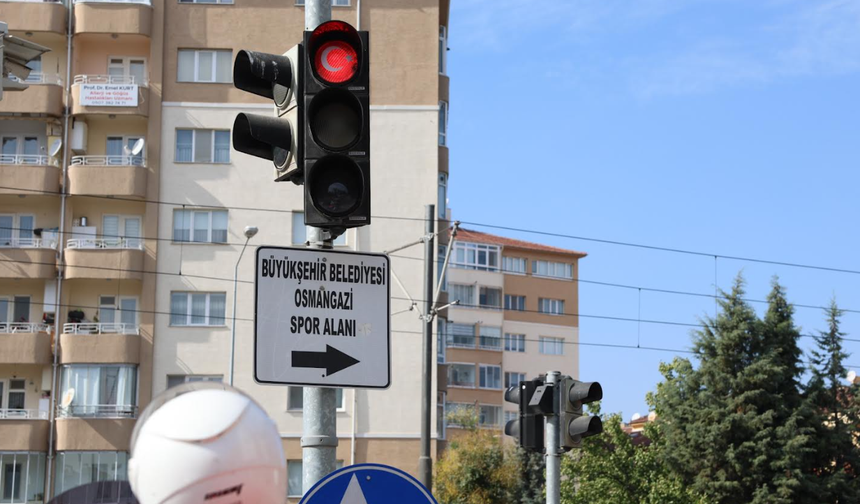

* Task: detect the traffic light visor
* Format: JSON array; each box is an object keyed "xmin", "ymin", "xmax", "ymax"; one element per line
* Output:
[
  {"xmin": 308, "ymin": 20, "xmax": 361, "ymax": 84},
  {"xmin": 569, "ymin": 381, "xmax": 603, "ymax": 405},
  {"xmin": 308, "ymin": 155, "xmax": 364, "ymax": 217}
]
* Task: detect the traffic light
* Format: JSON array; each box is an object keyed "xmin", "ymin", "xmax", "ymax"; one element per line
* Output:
[
  {"xmin": 504, "ymin": 377, "xmax": 553, "ymax": 453},
  {"xmin": 302, "ymin": 20, "xmax": 370, "ymax": 230},
  {"xmin": 232, "ymin": 46, "xmax": 303, "ymax": 182},
  {"xmin": 558, "ymin": 377, "xmax": 603, "ymax": 451}
]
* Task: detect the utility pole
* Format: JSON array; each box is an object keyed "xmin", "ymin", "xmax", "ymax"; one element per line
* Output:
[
  {"xmin": 545, "ymin": 371, "xmax": 561, "ymax": 504},
  {"xmin": 301, "ymin": 0, "xmax": 336, "ymax": 494},
  {"xmin": 418, "ymin": 204, "xmax": 435, "ymax": 489}
]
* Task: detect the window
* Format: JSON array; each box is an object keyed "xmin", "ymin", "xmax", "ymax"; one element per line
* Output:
[
  {"xmin": 504, "ymin": 372, "xmax": 526, "ymax": 389},
  {"xmin": 479, "ymin": 325, "xmax": 502, "ymax": 350},
  {"xmin": 436, "ymin": 319, "xmax": 447, "ymax": 363},
  {"xmin": 106, "ymin": 136, "xmax": 144, "ymax": 166},
  {"xmin": 54, "ymin": 452, "xmax": 127, "ymax": 497},
  {"xmin": 2, "ymin": 379, "xmax": 26, "ymax": 410},
  {"xmin": 539, "ymin": 336, "xmax": 564, "ymax": 355},
  {"xmin": 448, "ymin": 323, "xmax": 475, "ymax": 348},
  {"xmin": 180, "ymin": 0, "xmax": 233, "ymax": 4},
  {"xmin": 291, "ymin": 212, "xmax": 346, "ymax": 246},
  {"xmin": 58, "ymin": 365, "xmax": 137, "ymax": 417},
  {"xmin": 0, "ymin": 215, "xmax": 35, "ymax": 247},
  {"xmin": 287, "ymin": 460, "xmax": 344, "ymax": 498},
  {"xmin": 538, "ymin": 298, "xmax": 565, "ymax": 315},
  {"xmin": 175, "ymin": 129, "xmax": 230, "ymax": 163},
  {"xmin": 1, "ymin": 135, "xmax": 40, "ymax": 157},
  {"xmin": 287, "ymin": 387, "xmax": 344, "ymax": 411},
  {"xmin": 166, "ymin": 375, "xmax": 222, "ymax": 388},
  {"xmin": 107, "ymin": 57, "xmax": 146, "ymax": 85},
  {"xmin": 446, "ymin": 402, "xmax": 474, "ymax": 427},
  {"xmin": 447, "ymin": 364, "xmax": 475, "ymax": 387},
  {"xmin": 438, "ymin": 101, "xmax": 448, "ymax": 146},
  {"xmin": 101, "ymin": 215, "xmax": 141, "ymax": 248},
  {"xmin": 448, "ymin": 284, "xmax": 474, "ymax": 308},
  {"xmin": 532, "ymin": 260, "xmax": 573, "ymax": 279},
  {"xmin": 479, "ymin": 405, "xmax": 501, "ymax": 427},
  {"xmin": 439, "ymin": 26, "xmax": 447, "ymax": 74},
  {"xmin": 504, "ymin": 294, "xmax": 525, "ymax": 311},
  {"xmin": 503, "ymin": 256, "xmax": 526, "ymax": 274},
  {"xmin": 97, "ymin": 296, "xmax": 138, "ymax": 330},
  {"xmin": 504, "ymin": 410, "xmax": 518, "ymax": 425},
  {"xmin": 438, "ymin": 172, "xmax": 447, "ymax": 219},
  {"xmin": 479, "ymin": 287, "xmax": 501, "ymax": 309},
  {"xmin": 295, "ymin": 0, "xmax": 350, "ymax": 6},
  {"xmin": 0, "ymin": 452, "xmax": 45, "ymax": 503},
  {"xmin": 479, "ymin": 365, "xmax": 501, "ymax": 389},
  {"xmin": 170, "ymin": 292, "xmax": 227, "ymax": 326},
  {"xmin": 504, "ymin": 333, "xmax": 525, "ymax": 352},
  {"xmin": 437, "ymin": 245, "xmax": 448, "ymax": 292},
  {"xmin": 177, "ymin": 49, "xmax": 232, "ymax": 83},
  {"xmin": 173, "ymin": 209, "xmax": 228, "ymax": 243},
  {"xmin": 452, "ymin": 242, "xmax": 499, "ymax": 271}
]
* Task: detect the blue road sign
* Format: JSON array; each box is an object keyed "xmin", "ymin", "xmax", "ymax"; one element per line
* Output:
[{"xmin": 299, "ymin": 464, "xmax": 438, "ymax": 504}]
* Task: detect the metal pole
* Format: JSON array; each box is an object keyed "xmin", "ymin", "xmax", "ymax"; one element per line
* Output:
[
  {"xmin": 546, "ymin": 371, "xmax": 561, "ymax": 504},
  {"xmin": 228, "ymin": 237, "xmax": 250, "ymax": 386},
  {"xmin": 305, "ymin": 0, "xmax": 331, "ymax": 30},
  {"xmin": 302, "ymin": 226, "xmax": 338, "ymax": 494},
  {"xmin": 418, "ymin": 205, "xmax": 435, "ymax": 489}
]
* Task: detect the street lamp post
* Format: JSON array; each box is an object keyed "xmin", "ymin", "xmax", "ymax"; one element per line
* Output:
[{"xmin": 229, "ymin": 225, "xmax": 258, "ymax": 386}]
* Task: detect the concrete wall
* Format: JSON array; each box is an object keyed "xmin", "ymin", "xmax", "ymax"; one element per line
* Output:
[
  {"xmin": 60, "ymin": 333, "xmax": 140, "ymax": 364},
  {"xmin": 54, "ymin": 418, "xmax": 135, "ymax": 451}
]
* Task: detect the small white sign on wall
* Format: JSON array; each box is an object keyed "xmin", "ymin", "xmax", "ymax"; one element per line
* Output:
[{"xmin": 79, "ymin": 84, "xmax": 139, "ymax": 107}]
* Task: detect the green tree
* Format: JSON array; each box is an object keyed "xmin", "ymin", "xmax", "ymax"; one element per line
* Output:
[
  {"xmin": 513, "ymin": 447, "xmax": 545, "ymax": 504},
  {"xmin": 434, "ymin": 407, "xmax": 519, "ymax": 504},
  {"xmin": 560, "ymin": 406, "xmax": 703, "ymax": 504},
  {"xmin": 651, "ymin": 274, "xmax": 812, "ymax": 503},
  {"xmin": 805, "ymin": 300, "xmax": 860, "ymax": 502}
]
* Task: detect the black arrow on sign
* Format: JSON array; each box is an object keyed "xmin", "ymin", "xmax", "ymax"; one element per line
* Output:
[{"xmin": 292, "ymin": 345, "xmax": 360, "ymax": 376}]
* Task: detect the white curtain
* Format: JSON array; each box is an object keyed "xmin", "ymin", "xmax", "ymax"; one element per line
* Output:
[
  {"xmin": 170, "ymin": 293, "xmax": 187, "ymax": 325},
  {"xmin": 209, "ymin": 293, "xmax": 226, "ymax": 325},
  {"xmin": 191, "ymin": 294, "xmax": 206, "ymax": 324}
]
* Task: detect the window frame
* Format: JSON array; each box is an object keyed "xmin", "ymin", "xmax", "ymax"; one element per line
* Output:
[
  {"xmin": 447, "ymin": 362, "xmax": 477, "ymax": 388},
  {"xmin": 439, "ymin": 25, "xmax": 448, "ymax": 75},
  {"xmin": 174, "ymin": 129, "xmax": 231, "ymax": 164},
  {"xmin": 478, "ymin": 364, "xmax": 502, "ymax": 390},
  {"xmin": 504, "ymin": 294, "xmax": 526, "ymax": 311},
  {"xmin": 438, "ymin": 100, "xmax": 449, "ymax": 146},
  {"xmin": 107, "ymin": 56, "xmax": 147, "ymax": 85},
  {"xmin": 504, "ymin": 371, "xmax": 526, "ymax": 389},
  {"xmin": 478, "ymin": 287, "xmax": 502, "ymax": 310},
  {"xmin": 448, "ymin": 283, "xmax": 475, "ymax": 308},
  {"xmin": 478, "ymin": 404, "xmax": 502, "ymax": 427},
  {"xmin": 172, "ymin": 209, "xmax": 228, "ymax": 244},
  {"xmin": 532, "ymin": 260, "xmax": 573, "ymax": 280},
  {"xmin": 478, "ymin": 325, "xmax": 502, "ymax": 351},
  {"xmin": 539, "ymin": 336, "xmax": 564, "ymax": 355},
  {"xmin": 177, "ymin": 49, "xmax": 232, "ymax": 83},
  {"xmin": 502, "ymin": 256, "xmax": 527, "ymax": 274},
  {"xmin": 169, "ymin": 292, "xmax": 227, "ymax": 327},
  {"xmin": 437, "ymin": 172, "xmax": 447, "ymax": 219},
  {"xmin": 0, "ymin": 213, "xmax": 36, "ymax": 247},
  {"xmin": 166, "ymin": 374, "xmax": 223, "ymax": 388},
  {"xmin": 452, "ymin": 242, "xmax": 500, "ymax": 271},
  {"xmin": 448, "ymin": 323, "xmax": 476, "ymax": 348},
  {"xmin": 179, "ymin": 0, "xmax": 234, "ymax": 4},
  {"xmin": 504, "ymin": 333, "xmax": 526, "ymax": 353},
  {"xmin": 538, "ymin": 298, "xmax": 565, "ymax": 316}
]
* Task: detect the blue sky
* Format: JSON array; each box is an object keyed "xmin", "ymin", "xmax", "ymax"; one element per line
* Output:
[{"xmin": 447, "ymin": 0, "xmax": 860, "ymax": 418}]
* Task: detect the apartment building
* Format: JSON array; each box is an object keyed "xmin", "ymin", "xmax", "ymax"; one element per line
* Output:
[
  {"xmin": 439, "ymin": 228, "xmax": 586, "ymax": 436},
  {"xmin": 0, "ymin": 0, "xmax": 450, "ymax": 500}
]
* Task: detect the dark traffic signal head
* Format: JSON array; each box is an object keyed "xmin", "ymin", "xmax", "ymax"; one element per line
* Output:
[
  {"xmin": 232, "ymin": 47, "xmax": 303, "ymax": 182},
  {"xmin": 559, "ymin": 378, "xmax": 603, "ymax": 451},
  {"xmin": 302, "ymin": 20, "xmax": 370, "ymax": 230},
  {"xmin": 504, "ymin": 378, "xmax": 550, "ymax": 453}
]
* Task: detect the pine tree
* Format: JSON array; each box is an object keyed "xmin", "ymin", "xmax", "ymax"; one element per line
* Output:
[
  {"xmin": 805, "ymin": 300, "xmax": 860, "ymax": 502},
  {"xmin": 651, "ymin": 274, "xmax": 812, "ymax": 503},
  {"xmin": 513, "ymin": 448, "xmax": 545, "ymax": 504}
]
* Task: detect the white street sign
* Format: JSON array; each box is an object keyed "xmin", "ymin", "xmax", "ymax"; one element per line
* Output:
[{"xmin": 254, "ymin": 246, "xmax": 391, "ymax": 389}]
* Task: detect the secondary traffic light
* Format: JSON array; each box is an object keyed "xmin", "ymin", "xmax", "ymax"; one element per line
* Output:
[
  {"xmin": 558, "ymin": 377, "xmax": 603, "ymax": 451},
  {"xmin": 232, "ymin": 47, "xmax": 303, "ymax": 182},
  {"xmin": 504, "ymin": 377, "xmax": 553, "ymax": 453},
  {"xmin": 302, "ymin": 20, "xmax": 370, "ymax": 230}
]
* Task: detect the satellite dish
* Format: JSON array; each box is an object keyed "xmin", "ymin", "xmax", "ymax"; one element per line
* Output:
[
  {"xmin": 647, "ymin": 411, "xmax": 657, "ymax": 421},
  {"xmin": 631, "ymin": 412, "xmax": 641, "ymax": 421},
  {"xmin": 130, "ymin": 138, "xmax": 145, "ymax": 156},
  {"xmin": 848, "ymin": 370, "xmax": 857, "ymax": 384},
  {"xmin": 61, "ymin": 388, "xmax": 75, "ymax": 408},
  {"xmin": 49, "ymin": 139, "xmax": 62, "ymax": 157}
]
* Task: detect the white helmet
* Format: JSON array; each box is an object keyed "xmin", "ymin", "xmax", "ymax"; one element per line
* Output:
[{"xmin": 128, "ymin": 382, "xmax": 286, "ymax": 504}]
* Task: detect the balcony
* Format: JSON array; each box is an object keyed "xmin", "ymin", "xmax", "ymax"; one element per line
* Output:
[
  {"xmin": 73, "ymin": 0, "xmax": 152, "ymax": 38},
  {"xmin": 68, "ymin": 155, "xmax": 147, "ymax": 198},
  {"xmin": 63, "ymin": 238, "xmax": 144, "ymax": 281},
  {"xmin": 0, "ymin": 0, "xmax": 66, "ymax": 35},
  {"xmin": 55, "ymin": 416, "xmax": 136, "ymax": 451},
  {"xmin": 71, "ymin": 75, "xmax": 150, "ymax": 117},
  {"xmin": 0, "ymin": 323, "xmax": 52, "ymax": 364},
  {"xmin": 60, "ymin": 323, "xmax": 140, "ymax": 364},
  {"xmin": 0, "ymin": 73, "xmax": 64, "ymax": 116},
  {"xmin": 0, "ymin": 409, "xmax": 50, "ymax": 451},
  {"xmin": 0, "ymin": 154, "xmax": 60, "ymax": 196},
  {"xmin": 0, "ymin": 238, "xmax": 57, "ymax": 279}
]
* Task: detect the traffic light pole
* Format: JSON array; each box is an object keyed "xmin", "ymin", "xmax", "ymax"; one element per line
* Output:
[
  {"xmin": 301, "ymin": 1, "xmax": 335, "ymax": 495},
  {"xmin": 546, "ymin": 371, "xmax": 561, "ymax": 504},
  {"xmin": 418, "ymin": 204, "xmax": 435, "ymax": 490}
]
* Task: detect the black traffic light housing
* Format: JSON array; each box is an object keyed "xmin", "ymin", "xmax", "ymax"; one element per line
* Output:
[
  {"xmin": 302, "ymin": 20, "xmax": 370, "ymax": 230},
  {"xmin": 558, "ymin": 378, "xmax": 603, "ymax": 451},
  {"xmin": 504, "ymin": 377, "xmax": 553, "ymax": 453},
  {"xmin": 232, "ymin": 47, "xmax": 303, "ymax": 182}
]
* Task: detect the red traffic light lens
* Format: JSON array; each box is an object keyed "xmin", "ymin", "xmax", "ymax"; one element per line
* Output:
[{"xmin": 314, "ymin": 40, "xmax": 358, "ymax": 84}]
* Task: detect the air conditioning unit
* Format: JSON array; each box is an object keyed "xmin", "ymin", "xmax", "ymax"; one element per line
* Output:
[{"xmin": 70, "ymin": 120, "xmax": 87, "ymax": 153}]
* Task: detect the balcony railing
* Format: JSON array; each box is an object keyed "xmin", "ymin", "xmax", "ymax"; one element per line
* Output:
[
  {"xmin": 0, "ymin": 322, "xmax": 50, "ymax": 334},
  {"xmin": 63, "ymin": 323, "xmax": 140, "ymax": 335},
  {"xmin": 66, "ymin": 238, "xmax": 143, "ymax": 250},
  {"xmin": 9, "ymin": 72, "xmax": 63, "ymax": 86},
  {"xmin": 71, "ymin": 155, "xmax": 145, "ymax": 167},
  {"xmin": 57, "ymin": 404, "xmax": 138, "ymax": 418},
  {"xmin": 0, "ymin": 238, "xmax": 57, "ymax": 249},
  {"xmin": 1, "ymin": 0, "xmax": 61, "ymax": 2},
  {"xmin": 74, "ymin": 0, "xmax": 151, "ymax": 4},
  {"xmin": 0, "ymin": 408, "xmax": 49, "ymax": 420},
  {"xmin": 73, "ymin": 74, "xmax": 147, "ymax": 86},
  {"xmin": 0, "ymin": 154, "xmax": 58, "ymax": 166}
]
